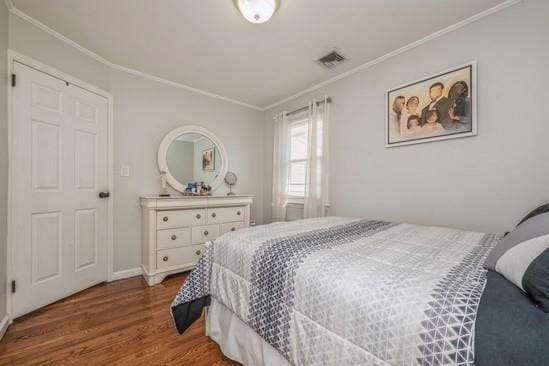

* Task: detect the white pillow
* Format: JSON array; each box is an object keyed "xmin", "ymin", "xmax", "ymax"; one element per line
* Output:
[{"xmin": 495, "ymin": 234, "xmax": 549, "ymax": 291}]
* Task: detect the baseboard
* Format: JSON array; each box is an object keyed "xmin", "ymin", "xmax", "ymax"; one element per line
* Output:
[
  {"xmin": 111, "ymin": 267, "xmax": 143, "ymax": 281},
  {"xmin": 0, "ymin": 314, "xmax": 11, "ymax": 341}
]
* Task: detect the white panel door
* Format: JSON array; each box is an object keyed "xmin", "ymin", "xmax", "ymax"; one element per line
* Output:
[{"xmin": 11, "ymin": 62, "xmax": 109, "ymax": 317}]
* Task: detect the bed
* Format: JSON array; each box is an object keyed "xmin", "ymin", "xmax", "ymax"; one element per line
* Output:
[{"xmin": 171, "ymin": 217, "xmax": 548, "ymax": 365}]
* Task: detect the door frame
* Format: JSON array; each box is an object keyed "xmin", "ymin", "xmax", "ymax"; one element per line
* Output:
[{"xmin": 6, "ymin": 50, "xmax": 115, "ymax": 320}]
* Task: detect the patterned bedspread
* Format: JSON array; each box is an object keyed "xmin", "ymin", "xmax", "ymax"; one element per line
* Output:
[{"xmin": 171, "ymin": 217, "xmax": 498, "ymax": 365}]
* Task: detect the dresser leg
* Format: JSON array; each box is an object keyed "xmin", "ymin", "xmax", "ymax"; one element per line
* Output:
[{"xmin": 141, "ymin": 266, "xmax": 168, "ymax": 286}]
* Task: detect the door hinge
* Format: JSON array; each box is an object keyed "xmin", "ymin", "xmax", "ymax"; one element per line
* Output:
[
  {"xmin": 11, "ymin": 280, "xmax": 16, "ymax": 293},
  {"xmin": 11, "ymin": 73, "xmax": 16, "ymax": 87}
]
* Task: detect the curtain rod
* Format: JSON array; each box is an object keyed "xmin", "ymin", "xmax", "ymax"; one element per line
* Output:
[{"xmin": 285, "ymin": 97, "xmax": 332, "ymax": 117}]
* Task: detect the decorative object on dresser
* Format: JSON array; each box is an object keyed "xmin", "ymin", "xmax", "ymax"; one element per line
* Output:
[
  {"xmin": 140, "ymin": 195, "xmax": 253, "ymax": 285},
  {"xmin": 159, "ymin": 170, "xmax": 170, "ymax": 197},
  {"xmin": 224, "ymin": 171, "xmax": 238, "ymax": 196}
]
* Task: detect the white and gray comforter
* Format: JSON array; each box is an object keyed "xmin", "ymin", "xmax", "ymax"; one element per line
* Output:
[{"xmin": 171, "ymin": 217, "xmax": 498, "ymax": 365}]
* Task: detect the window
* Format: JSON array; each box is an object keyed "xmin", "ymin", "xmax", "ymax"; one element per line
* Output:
[
  {"xmin": 288, "ymin": 119, "xmax": 309, "ymax": 198},
  {"xmin": 272, "ymin": 100, "xmax": 329, "ymax": 221}
]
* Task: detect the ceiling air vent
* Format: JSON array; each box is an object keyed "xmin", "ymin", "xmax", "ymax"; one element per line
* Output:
[{"xmin": 316, "ymin": 50, "xmax": 347, "ymax": 69}]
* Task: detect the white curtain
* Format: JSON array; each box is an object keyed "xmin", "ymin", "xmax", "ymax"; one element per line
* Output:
[
  {"xmin": 271, "ymin": 111, "xmax": 290, "ymax": 222},
  {"xmin": 303, "ymin": 97, "xmax": 330, "ymax": 218}
]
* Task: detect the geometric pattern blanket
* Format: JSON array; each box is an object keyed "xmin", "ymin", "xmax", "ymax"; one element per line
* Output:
[{"xmin": 171, "ymin": 217, "xmax": 499, "ymax": 365}]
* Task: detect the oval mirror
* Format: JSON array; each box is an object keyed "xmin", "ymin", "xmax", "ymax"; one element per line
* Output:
[{"xmin": 158, "ymin": 125, "xmax": 228, "ymax": 193}]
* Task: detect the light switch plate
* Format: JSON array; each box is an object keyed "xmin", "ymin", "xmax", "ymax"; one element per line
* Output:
[{"xmin": 121, "ymin": 165, "xmax": 130, "ymax": 177}]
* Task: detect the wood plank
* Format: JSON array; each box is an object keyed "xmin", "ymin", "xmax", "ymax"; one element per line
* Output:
[{"xmin": 0, "ymin": 273, "xmax": 240, "ymax": 366}]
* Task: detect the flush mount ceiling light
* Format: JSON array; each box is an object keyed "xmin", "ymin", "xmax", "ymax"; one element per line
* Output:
[{"xmin": 236, "ymin": 0, "xmax": 279, "ymax": 24}]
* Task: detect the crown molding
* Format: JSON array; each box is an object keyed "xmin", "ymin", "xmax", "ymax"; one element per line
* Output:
[
  {"xmin": 9, "ymin": 7, "xmax": 112, "ymax": 65},
  {"xmin": 263, "ymin": 0, "xmax": 521, "ymax": 111},
  {"xmin": 108, "ymin": 62, "xmax": 263, "ymax": 110},
  {"xmin": 3, "ymin": 0, "xmax": 14, "ymax": 10},
  {"xmin": 7, "ymin": 0, "xmax": 521, "ymax": 112},
  {"xmin": 7, "ymin": 6, "xmax": 264, "ymax": 111}
]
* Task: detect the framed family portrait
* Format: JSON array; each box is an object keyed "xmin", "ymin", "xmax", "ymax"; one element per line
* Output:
[
  {"xmin": 386, "ymin": 62, "xmax": 477, "ymax": 147},
  {"xmin": 202, "ymin": 147, "xmax": 215, "ymax": 171}
]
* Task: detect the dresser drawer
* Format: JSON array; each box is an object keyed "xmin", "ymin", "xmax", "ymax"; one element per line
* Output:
[
  {"xmin": 221, "ymin": 221, "xmax": 247, "ymax": 234},
  {"xmin": 156, "ymin": 209, "xmax": 206, "ymax": 229},
  {"xmin": 156, "ymin": 244, "xmax": 205, "ymax": 270},
  {"xmin": 192, "ymin": 224, "xmax": 220, "ymax": 244},
  {"xmin": 206, "ymin": 206, "xmax": 245, "ymax": 224},
  {"xmin": 157, "ymin": 228, "xmax": 191, "ymax": 250}
]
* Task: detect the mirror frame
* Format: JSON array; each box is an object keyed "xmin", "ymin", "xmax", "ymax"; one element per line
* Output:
[{"xmin": 157, "ymin": 125, "xmax": 228, "ymax": 193}]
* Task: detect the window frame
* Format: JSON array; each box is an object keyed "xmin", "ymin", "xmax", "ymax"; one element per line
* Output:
[{"xmin": 287, "ymin": 117, "xmax": 309, "ymax": 202}]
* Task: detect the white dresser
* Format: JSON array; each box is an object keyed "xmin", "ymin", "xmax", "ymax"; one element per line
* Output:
[{"xmin": 140, "ymin": 195, "xmax": 253, "ymax": 286}]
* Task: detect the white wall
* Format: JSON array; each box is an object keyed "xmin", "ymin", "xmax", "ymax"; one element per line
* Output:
[
  {"xmin": 0, "ymin": 1, "xmax": 10, "ymax": 322},
  {"xmin": 8, "ymin": 14, "xmax": 265, "ymax": 274},
  {"xmin": 110, "ymin": 69, "xmax": 264, "ymax": 271},
  {"xmin": 264, "ymin": 0, "xmax": 549, "ymax": 235}
]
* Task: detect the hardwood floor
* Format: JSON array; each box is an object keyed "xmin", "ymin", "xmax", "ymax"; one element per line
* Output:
[{"xmin": 0, "ymin": 273, "xmax": 240, "ymax": 366}]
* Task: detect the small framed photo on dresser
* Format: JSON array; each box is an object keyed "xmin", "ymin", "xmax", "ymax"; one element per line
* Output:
[{"xmin": 386, "ymin": 61, "xmax": 477, "ymax": 148}]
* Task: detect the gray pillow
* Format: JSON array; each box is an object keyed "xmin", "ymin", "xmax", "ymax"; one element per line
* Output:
[
  {"xmin": 484, "ymin": 212, "xmax": 549, "ymax": 271},
  {"xmin": 495, "ymin": 235, "xmax": 549, "ymax": 312},
  {"xmin": 516, "ymin": 203, "xmax": 549, "ymax": 227},
  {"xmin": 475, "ymin": 271, "xmax": 549, "ymax": 365},
  {"xmin": 522, "ymin": 248, "xmax": 549, "ymax": 312}
]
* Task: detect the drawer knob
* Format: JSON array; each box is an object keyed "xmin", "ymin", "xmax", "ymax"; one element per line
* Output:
[
  {"xmin": 162, "ymin": 256, "xmax": 169, "ymax": 262},
  {"xmin": 195, "ymin": 250, "xmax": 201, "ymax": 256},
  {"xmin": 211, "ymin": 212, "xmax": 216, "ymax": 218},
  {"xmin": 203, "ymin": 230, "xmax": 209, "ymax": 236},
  {"xmin": 231, "ymin": 227, "xmax": 236, "ymax": 232},
  {"xmin": 171, "ymin": 235, "xmax": 177, "ymax": 240},
  {"xmin": 196, "ymin": 214, "xmax": 201, "ymax": 219},
  {"xmin": 237, "ymin": 211, "xmax": 241, "ymax": 216},
  {"xmin": 162, "ymin": 216, "xmax": 168, "ymax": 222}
]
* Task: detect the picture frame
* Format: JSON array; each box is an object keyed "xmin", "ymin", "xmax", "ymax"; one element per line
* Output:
[
  {"xmin": 385, "ymin": 61, "xmax": 477, "ymax": 148},
  {"xmin": 202, "ymin": 147, "xmax": 215, "ymax": 171}
]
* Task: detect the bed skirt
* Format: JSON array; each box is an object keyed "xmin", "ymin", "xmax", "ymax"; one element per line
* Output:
[{"xmin": 206, "ymin": 297, "xmax": 291, "ymax": 366}]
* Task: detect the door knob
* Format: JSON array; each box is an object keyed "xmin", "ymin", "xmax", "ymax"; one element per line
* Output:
[
  {"xmin": 98, "ymin": 192, "xmax": 110, "ymax": 198},
  {"xmin": 203, "ymin": 230, "xmax": 209, "ymax": 236},
  {"xmin": 162, "ymin": 256, "xmax": 169, "ymax": 262}
]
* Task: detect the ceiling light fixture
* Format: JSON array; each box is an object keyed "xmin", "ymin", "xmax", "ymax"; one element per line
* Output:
[{"xmin": 236, "ymin": 0, "xmax": 278, "ymax": 24}]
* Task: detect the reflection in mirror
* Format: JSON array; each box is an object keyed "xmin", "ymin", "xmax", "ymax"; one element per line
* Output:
[{"xmin": 166, "ymin": 133, "xmax": 222, "ymax": 188}]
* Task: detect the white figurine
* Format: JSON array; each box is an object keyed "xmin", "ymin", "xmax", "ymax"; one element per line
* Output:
[{"xmin": 159, "ymin": 171, "xmax": 170, "ymax": 197}]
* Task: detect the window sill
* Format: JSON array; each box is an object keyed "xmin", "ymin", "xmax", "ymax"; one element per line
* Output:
[
  {"xmin": 286, "ymin": 198, "xmax": 304, "ymax": 207},
  {"xmin": 286, "ymin": 199, "xmax": 331, "ymax": 209}
]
